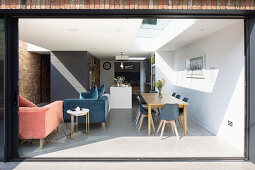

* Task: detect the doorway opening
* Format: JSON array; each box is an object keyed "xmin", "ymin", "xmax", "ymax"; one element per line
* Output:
[{"xmin": 17, "ymin": 18, "xmax": 245, "ymax": 159}]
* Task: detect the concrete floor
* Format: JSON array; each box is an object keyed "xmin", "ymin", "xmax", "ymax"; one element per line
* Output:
[
  {"xmin": 1, "ymin": 162, "xmax": 255, "ymax": 170},
  {"xmin": 19, "ymin": 105, "xmax": 243, "ymax": 158}
]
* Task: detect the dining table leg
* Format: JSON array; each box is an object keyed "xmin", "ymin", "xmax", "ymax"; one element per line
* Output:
[
  {"xmin": 148, "ymin": 105, "xmax": 151, "ymax": 136},
  {"xmin": 183, "ymin": 105, "xmax": 187, "ymax": 135}
]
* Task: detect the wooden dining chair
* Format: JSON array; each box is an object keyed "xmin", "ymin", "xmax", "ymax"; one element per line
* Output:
[
  {"xmin": 157, "ymin": 103, "xmax": 179, "ymax": 141},
  {"xmin": 136, "ymin": 95, "xmax": 156, "ymax": 132},
  {"xmin": 178, "ymin": 97, "xmax": 189, "ymax": 133}
]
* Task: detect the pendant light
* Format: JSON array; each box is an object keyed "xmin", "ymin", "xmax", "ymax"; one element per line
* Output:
[{"xmin": 120, "ymin": 52, "xmax": 124, "ymax": 69}]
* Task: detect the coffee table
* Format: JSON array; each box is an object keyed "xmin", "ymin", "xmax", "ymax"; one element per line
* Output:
[{"xmin": 67, "ymin": 108, "xmax": 90, "ymax": 139}]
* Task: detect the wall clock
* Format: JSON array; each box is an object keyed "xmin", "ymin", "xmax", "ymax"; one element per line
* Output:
[{"xmin": 103, "ymin": 62, "xmax": 111, "ymax": 70}]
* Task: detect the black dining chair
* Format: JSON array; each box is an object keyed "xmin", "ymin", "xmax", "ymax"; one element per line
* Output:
[
  {"xmin": 172, "ymin": 92, "xmax": 176, "ymax": 97},
  {"xmin": 175, "ymin": 94, "xmax": 181, "ymax": 99}
]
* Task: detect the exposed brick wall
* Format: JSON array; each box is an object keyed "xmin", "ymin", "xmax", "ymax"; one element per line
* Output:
[
  {"xmin": 0, "ymin": 0, "xmax": 254, "ymax": 10},
  {"xmin": 19, "ymin": 40, "xmax": 41, "ymax": 104}
]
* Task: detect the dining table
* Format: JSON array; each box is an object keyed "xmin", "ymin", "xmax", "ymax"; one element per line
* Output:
[{"xmin": 140, "ymin": 93, "xmax": 190, "ymax": 136}]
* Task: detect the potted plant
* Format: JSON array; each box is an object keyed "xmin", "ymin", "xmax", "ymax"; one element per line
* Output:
[
  {"xmin": 155, "ymin": 78, "xmax": 166, "ymax": 98},
  {"xmin": 114, "ymin": 76, "xmax": 125, "ymax": 87}
]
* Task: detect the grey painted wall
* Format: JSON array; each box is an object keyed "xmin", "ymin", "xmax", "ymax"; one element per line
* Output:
[
  {"xmin": 50, "ymin": 51, "xmax": 89, "ymax": 101},
  {"xmin": 100, "ymin": 60, "xmax": 114, "ymax": 92}
]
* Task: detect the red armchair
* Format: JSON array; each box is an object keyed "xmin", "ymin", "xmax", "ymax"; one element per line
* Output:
[{"xmin": 19, "ymin": 95, "xmax": 63, "ymax": 149}]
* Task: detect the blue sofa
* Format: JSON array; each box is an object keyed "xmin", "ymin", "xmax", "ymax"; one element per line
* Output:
[{"xmin": 63, "ymin": 93, "xmax": 109, "ymax": 130}]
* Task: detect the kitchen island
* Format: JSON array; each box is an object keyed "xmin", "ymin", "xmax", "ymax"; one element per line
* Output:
[{"xmin": 110, "ymin": 86, "xmax": 132, "ymax": 109}]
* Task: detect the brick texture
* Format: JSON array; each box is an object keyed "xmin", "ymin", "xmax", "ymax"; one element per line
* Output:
[
  {"xmin": 0, "ymin": 0, "xmax": 254, "ymax": 9},
  {"xmin": 19, "ymin": 40, "xmax": 42, "ymax": 104}
]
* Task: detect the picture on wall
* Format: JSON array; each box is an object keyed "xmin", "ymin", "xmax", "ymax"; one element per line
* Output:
[{"xmin": 185, "ymin": 54, "xmax": 205, "ymax": 78}]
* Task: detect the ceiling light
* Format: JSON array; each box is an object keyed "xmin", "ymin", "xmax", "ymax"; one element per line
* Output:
[
  {"xmin": 128, "ymin": 57, "xmax": 146, "ymax": 60},
  {"xmin": 116, "ymin": 52, "xmax": 129, "ymax": 60}
]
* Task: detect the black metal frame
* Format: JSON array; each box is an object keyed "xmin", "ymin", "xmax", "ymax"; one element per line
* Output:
[
  {"xmin": 245, "ymin": 15, "xmax": 255, "ymax": 163},
  {"xmin": 1, "ymin": 9, "xmax": 255, "ymax": 162},
  {"xmin": 4, "ymin": 17, "xmax": 19, "ymax": 162}
]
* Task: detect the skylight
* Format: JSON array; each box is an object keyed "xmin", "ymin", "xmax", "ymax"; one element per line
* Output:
[{"xmin": 136, "ymin": 19, "xmax": 172, "ymax": 38}]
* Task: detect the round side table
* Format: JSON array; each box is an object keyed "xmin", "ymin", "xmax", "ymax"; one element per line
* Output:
[{"xmin": 67, "ymin": 108, "xmax": 89, "ymax": 139}]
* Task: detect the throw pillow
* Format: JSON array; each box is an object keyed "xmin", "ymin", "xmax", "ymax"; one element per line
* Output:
[
  {"xmin": 19, "ymin": 95, "xmax": 38, "ymax": 107},
  {"xmin": 90, "ymin": 85, "xmax": 98, "ymax": 99},
  {"xmin": 98, "ymin": 84, "xmax": 105, "ymax": 98},
  {"xmin": 80, "ymin": 85, "xmax": 98, "ymax": 100}
]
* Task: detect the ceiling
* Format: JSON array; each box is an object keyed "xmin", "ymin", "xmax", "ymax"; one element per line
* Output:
[
  {"xmin": 19, "ymin": 19, "xmax": 145, "ymax": 58},
  {"xmin": 19, "ymin": 19, "xmax": 243, "ymax": 59},
  {"xmin": 158, "ymin": 19, "xmax": 242, "ymax": 51}
]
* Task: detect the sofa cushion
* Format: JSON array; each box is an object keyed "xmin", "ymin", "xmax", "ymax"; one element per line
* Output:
[
  {"xmin": 98, "ymin": 84, "xmax": 105, "ymax": 98},
  {"xmin": 81, "ymin": 85, "xmax": 98, "ymax": 100},
  {"xmin": 19, "ymin": 95, "xmax": 38, "ymax": 107},
  {"xmin": 90, "ymin": 85, "xmax": 98, "ymax": 99}
]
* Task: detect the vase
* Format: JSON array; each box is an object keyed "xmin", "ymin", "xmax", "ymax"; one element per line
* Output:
[{"xmin": 158, "ymin": 89, "xmax": 163, "ymax": 98}]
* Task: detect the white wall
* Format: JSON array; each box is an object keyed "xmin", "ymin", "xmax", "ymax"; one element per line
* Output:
[
  {"xmin": 100, "ymin": 61, "xmax": 115, "ymax": 92},
  {"xmin": 155, "ymin": 21, "xmax": 244, "ymax": 153}
]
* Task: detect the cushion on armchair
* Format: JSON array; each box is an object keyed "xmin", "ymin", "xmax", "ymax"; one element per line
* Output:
[
  {"xmin": 19, "ymin": 95, "xmax": 38, "ymax": 107},
  {"xmin": 98, "ymin": 84, "xmax": 105, "ymax": 97},
  {"xmin": 80, "ymin": 85, "xmax": 98, "ymax": 100}
]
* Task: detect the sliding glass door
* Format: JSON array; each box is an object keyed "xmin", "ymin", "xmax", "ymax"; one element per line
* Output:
[{"xmin": 0, "ymin": 19, "xmax": 5, "ymax": 160}]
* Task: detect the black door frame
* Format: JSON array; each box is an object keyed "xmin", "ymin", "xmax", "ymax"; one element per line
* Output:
[
  {"xmin": 4, "ymin": 17, "xmax": 19, "ymax": 162},
  {"xmin": 1, "ymin": 9, "xmax": 255, "ymax": 162}
]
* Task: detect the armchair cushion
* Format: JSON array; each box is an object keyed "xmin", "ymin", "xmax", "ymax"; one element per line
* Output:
[{"xmin": 19, "ymin": 95, "xmax": 37, "ymax": 107}]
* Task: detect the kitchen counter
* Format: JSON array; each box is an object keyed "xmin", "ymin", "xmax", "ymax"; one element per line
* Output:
[{"xmin": 110, "ymin": 86, "xmax": 132, "ymax": 109}]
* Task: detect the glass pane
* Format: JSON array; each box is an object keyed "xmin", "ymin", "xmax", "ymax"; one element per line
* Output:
[
  {"xmin": 137, "ymin": 19, "xmax": 172, "ymax": 38},
  {"xmin": 0, "ymin": 19, "xmax": 5, "ymax": 159}
]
